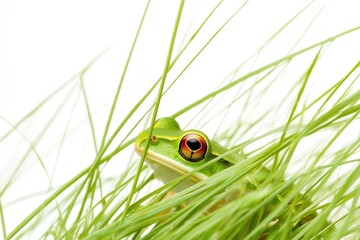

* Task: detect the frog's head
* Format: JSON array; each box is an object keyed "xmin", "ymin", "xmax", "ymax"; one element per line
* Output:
[{"xmin": 135, "ymin": 117, "xmax": 229, "ymax": 191}]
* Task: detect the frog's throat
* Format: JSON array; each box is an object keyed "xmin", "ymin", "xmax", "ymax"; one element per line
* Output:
[{"xmin": 135, "ymin": 143, "xmax": 208, "ymax": 183}]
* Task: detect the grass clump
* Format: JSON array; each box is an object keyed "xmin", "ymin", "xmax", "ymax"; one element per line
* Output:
[{"xmin": 1, "ymin": 1, "xmax": 360, "ymax": 239}]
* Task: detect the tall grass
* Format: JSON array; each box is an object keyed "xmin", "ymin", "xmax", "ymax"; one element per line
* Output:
[{"xmin": 1, "ymin": 1, "xmax": 360, "ymax": 239}]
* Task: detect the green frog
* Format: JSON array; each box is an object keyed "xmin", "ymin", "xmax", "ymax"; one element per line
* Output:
[{"xmin": 135, "ymin": 117, "xmax": 326, "ymax": 237}]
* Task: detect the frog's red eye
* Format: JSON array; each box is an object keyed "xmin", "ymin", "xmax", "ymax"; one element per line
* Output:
[{"xmin": 179, "ymin": 133, "xmax": 207, "ymax": 162}]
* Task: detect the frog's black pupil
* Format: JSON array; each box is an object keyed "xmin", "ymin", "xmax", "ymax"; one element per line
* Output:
[{"xmin": 186, "ymin": 138, "xmax": 201, "ymax": 151}]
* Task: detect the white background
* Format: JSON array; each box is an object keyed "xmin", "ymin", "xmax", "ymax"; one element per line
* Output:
[{"xmin": 1, "ymin": 0, "xmax": 360, "ymax": 121}]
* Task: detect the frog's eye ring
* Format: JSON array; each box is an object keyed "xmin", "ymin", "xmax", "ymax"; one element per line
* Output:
[{"xmin": 179, "ymin": 133, "xmax": 207, "ymax": 162}]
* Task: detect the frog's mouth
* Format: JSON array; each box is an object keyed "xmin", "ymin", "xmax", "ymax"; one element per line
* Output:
[{"xmin": 135, "ymin": 143, "xmax": 208, "ymax": 184}]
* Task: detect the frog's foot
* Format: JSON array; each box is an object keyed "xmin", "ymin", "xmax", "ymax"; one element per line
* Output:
[
  {"xmin": 162, "ymin": 191, "xmax": 175, "ymax": 200},
  {"xmin": 156, "ymin": 191, "xmax": 186, "ymax": 219}
]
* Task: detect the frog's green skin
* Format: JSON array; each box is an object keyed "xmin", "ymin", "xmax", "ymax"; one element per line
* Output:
[{"xmin": 135, "ymin": 117, "xmax": 266, "ymax": 192}]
